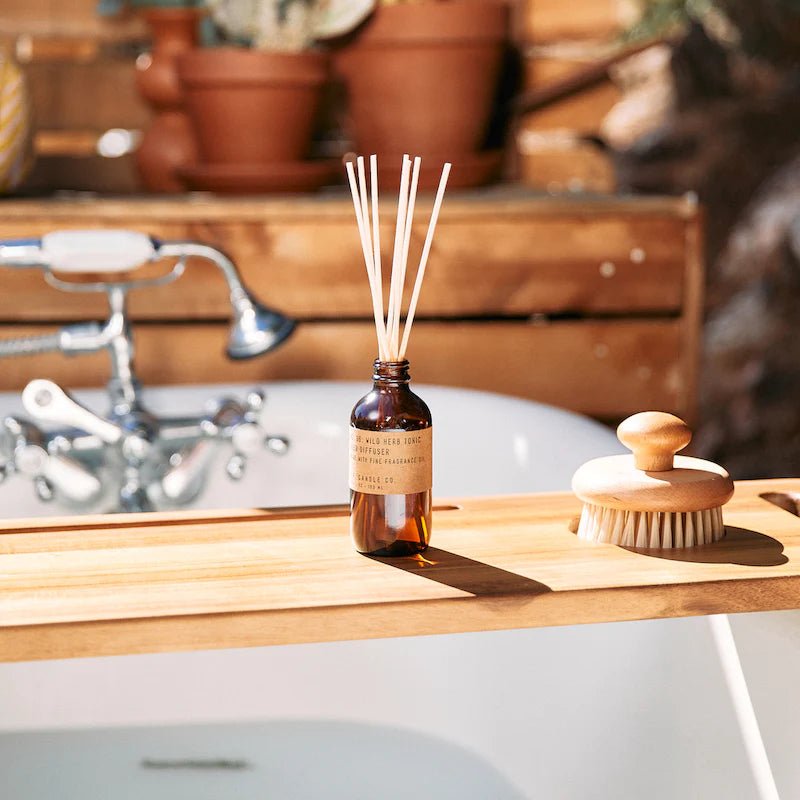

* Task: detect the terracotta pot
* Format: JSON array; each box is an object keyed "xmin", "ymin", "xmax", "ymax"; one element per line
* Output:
[
  {"xmin": 134, "ymin": 8, "xmax": 199, "ymax": 192},
  {"xmin": 335, "ymin": 1, "xmax": 509, "ymax": 167},
  {"xmin": 136, "ymin": 111, "xmax": 197, "ymax": 193},
  {"xmin": 177, "ymin": 48, "xmax": 328, "ymax": 165},
  {"xmin": 135, "ymin": 8, "xmax": 199, "ymax": 109}
]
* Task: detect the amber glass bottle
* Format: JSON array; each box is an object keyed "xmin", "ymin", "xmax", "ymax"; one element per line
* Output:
[{"xmin": 349, "ymin": 359, "xmax": 432, "ymax": 556}]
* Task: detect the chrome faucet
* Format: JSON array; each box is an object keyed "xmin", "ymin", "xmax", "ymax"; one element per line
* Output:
[{"xmin": 0, "ymin": 230, "xmax": 295, "ymax": 513}]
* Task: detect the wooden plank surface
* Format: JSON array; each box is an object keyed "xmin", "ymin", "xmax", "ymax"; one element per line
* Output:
[
  {"xmin": 0, "ymin": 0, "xmax": 145, "ymax": 41},
  {"xmin": 520, "ymin": 80, "xmax": 621, "ymax": 133},
  {"xmin": 524, "ymin": 47, "xmax": 617, "ymax": 86},
  {"xmin": 1, "ymin": 478, "xmax": 799, "ymax": 662},
  {"xmin": 517, "ymin": 134, "xmax": 615, "ymax": 193},
  {"xmin": 24, "ymin": 60, "xmax": 149, "ymax": 131},
  {"xmin": 0, "ymin": 319, "xmax": 685, "ymax": 418},
  {"xmin": 680, "ymin": 211, "xmax": 705, "ymax": 426},
  {"xmin": 34, "ymin": 129, "xmax": 103, "ymax": 157},
  {"xmin": 21, "ymin": 154, "xmax": 141, "ymax": 195},
  {"xmin": 522, "ymin": 0, "xmax": 625, "ymax": 43},
  {"xmin": 0, "ymin": 193, "xmax": 701, "ymax": 220},
  {"xmin": 0, "ymin": 195, "xmax": 691, "ymax": 319},
  {"xmin": 0, "ymin": 192, "xmax": 700, "ymax": 421}
]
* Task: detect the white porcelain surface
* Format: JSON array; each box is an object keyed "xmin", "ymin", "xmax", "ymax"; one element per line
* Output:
[
  {"xmin": 0, "ymin": 381, "xmax": 623, "ymax": 517},
  {"xmin": 0, "ymin": 382, "xmax": 798, "ymax": 799}
]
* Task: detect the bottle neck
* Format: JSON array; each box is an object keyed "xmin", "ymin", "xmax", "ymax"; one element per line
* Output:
[{"xmin": 372, "ymin": 359, "xmax": 411, "ymax": 388}]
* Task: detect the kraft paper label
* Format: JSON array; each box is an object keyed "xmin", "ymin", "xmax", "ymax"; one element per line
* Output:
[{"xmin": 349, "ymin": 427, "xmax": 433, "ymax": 495}]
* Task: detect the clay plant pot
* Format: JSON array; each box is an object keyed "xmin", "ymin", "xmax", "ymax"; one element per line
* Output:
[
  {"xmin": 335, "ymin": 0, "xmax": 509, "ymax": 186},
  {"xmin": 135, "ymin": 7, "xmax": 200, "ymax": 109},
  {"xmin": 177, "ymin": 48, "xmax": 328, "ymax": 165},
  {"xmin": 134, "ymin": 7, "xmax": 200, "ymax": 192}
]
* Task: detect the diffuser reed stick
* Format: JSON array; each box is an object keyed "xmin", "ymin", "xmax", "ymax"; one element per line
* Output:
[
  {"xmin": 392, "ymin": 156, "xmax": 421, "ymax": 355},
  {"xmin": 386, "ymin": 155, "xmax": 411, "ymax": 359},
  {"xmin": 345, "ymin": 158, "xmax": 388, "ymax": 360},
  {"xmin": 369, "ymin": 155, "xmax": 385, "ymax": 358},
  {"xmin": 400, "ymin": 162, "xmax": 452, "ymax": 359},
  {"xmin": 345, "ymin": 154, "xmax": 450, "ymax": 361}
]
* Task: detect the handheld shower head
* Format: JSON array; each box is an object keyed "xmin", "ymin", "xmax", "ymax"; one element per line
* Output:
[
  {"xmin": 155, "ymin": 241, "xmax": 295, "ymax": 360},
  {"xmin": 227, "ymin": 300, "xmax": 295, "ymax": 360}
]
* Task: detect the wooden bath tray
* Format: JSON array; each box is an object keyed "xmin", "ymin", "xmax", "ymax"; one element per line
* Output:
[{"xmin": 1, "ymin": 478, "xmax": 800, "ymax": 662}]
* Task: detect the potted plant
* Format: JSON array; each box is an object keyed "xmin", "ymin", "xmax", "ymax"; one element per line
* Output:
[
  {"xmin": 332, "ymin": 0, "xmax": 511, "ymax": 188},
  {"xmin": 175, "ymin": 0, "xmax": 337, "ymax": 191}
]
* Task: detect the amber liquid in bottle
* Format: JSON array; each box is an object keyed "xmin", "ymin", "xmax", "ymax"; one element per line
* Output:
[{"xmin": 349, "ymin": 360, "xmax": 432, "ymax": 556}]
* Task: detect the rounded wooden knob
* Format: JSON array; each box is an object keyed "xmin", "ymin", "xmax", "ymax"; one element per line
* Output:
[{"xmin": 617, "ymin": 412, "xmax": 692, "ymax": 472}]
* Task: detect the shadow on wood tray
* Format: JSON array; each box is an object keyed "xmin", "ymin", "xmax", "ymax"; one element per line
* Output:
[
  {"xmin": 623, "ymin": 526, "xmax": 788, "ymax": 567},
  {"xmin": 368, "ymin": 547, "xmax": 552, "ymax": 597}
]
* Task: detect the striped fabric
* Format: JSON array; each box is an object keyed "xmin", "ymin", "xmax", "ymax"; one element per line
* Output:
[{"xmin": 0, "ymin": 49, "xmax": 34, "ymax": 193}]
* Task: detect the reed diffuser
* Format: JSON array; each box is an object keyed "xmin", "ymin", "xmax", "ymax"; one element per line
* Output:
[{"xmin": 346, "ymin": 154, "xmax": 451, "ymax": 556}]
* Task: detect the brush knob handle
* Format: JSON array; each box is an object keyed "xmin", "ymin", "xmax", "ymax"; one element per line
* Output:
[{"xmin": 617, "ymin": 412, "xmax": 691, "ymax": 472}]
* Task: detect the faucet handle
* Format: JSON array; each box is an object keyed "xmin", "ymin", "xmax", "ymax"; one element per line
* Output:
[
  {"xmin": 245, "ymin": 389, "xmax": 265, "ymax": 419},
  {"xmin": 265, "ymin": 435, "xmax": 289, "ymax": 455},
  {"xmin": 220, "ymin": 391, "xmax": 289, "ymax": 480},
  {"xmin": 14, "ymin": 444, "xmax": 102, "ymax": 504},
  {"xmin": 22, "ymin": 380, "xmax": 123, "ymax": 444},
  {"xmin": 1, "ymin": 415, "xmax": 102, "ymax": 505},
  {"xmin": 156, "ymin": 440, "xmax": 216, "ymax": 503},
  {"xmin": 224, "ymin": 423, "xmax": 262, "ymax": 482},
  {"xmin": 41, "ymin": 231, "xmax": 155, "ymax": 274}
]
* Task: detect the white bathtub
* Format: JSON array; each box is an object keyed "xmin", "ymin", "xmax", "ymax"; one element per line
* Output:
[
  {"xmin": 0, "ymin": 382, "xmax": 798, "ymax": 799},
  {"xmin": 0, "ymin": 381, "xmax": 625, "ymax": 516}
]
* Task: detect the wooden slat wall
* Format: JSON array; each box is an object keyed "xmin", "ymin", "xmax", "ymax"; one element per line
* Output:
[
  {"xmin": 522, "ymin": 0, "xmax": 626, "ymax": 44},
  {"xmin": 0, "ymin": 320, "xmax": 685, "ymax": 420},
  {"xmin": 517, "ymin": 0, "xmax": 627, "ymax": 192},
  {"xmin": 0, "ymin": 0, "xmax": 145, "ymax": 42},
  {"xmin": 24, "ymin": 60, "xmax": 148, "ymax": 131},
  {"xmin": 0, "ymin": 194, "xmax": 702, "ymax": 422},
  {"xmin": 0, "ymin": 206, "xmax": 687, "ymax": 320},
  {"xmin": 19, "ymin": 53, "xmax": 147, "ymax": 191}
]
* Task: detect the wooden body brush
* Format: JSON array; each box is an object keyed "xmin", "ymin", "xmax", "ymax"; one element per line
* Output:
[{"xmin": 572, "ymin": 411, "xmax": 734, "ymax": 548}]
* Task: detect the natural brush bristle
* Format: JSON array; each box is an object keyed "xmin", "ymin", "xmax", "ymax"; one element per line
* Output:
[{"xmin": 577, "ymin": 504, "xmax": 725, "ymax": 548}]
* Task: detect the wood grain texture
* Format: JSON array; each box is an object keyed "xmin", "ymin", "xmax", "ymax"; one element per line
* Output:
[
  {"xmin": 1, "ymin": 478, "xmax": 799, "ymax": 662},
  {"xmin": 521, "ymin": 80, "xmax": 621, "ymax": 133},
  {"xmin": 24, "ymin": 60, "xmax": 149, "ymax": 131},
  {"xmin": 680, "ymin": 210, "xmax": 704, "ymax": 425},
  {"xmin": 522, "ymin": 0, "xmax": 624, "ymax": 43},
  {"xmin": 0, "ymin": 195, "xmax": 690, "ymax": 320},
  {"xmin": 12, "ymin": 35, "xmax": 101, "ymax": 63},
  {"xmin": 34, "ymin": 129, "xmax": 102, "ymax": 157},
  {"xmin": 517, "ymin": 136, "xmax": 615, "ymax": 193},
  {"xmin": 0, "ymin": 193, "xmax": 702, "ymax": 420},
  {"xmin": 0, "ymin": 0, "xmax": 146, "ymax": 41},
  {"xmin": 21, "ymin": 154, "xmax": 141, "ymax": 194},
  {"xmin": 0, "ymin": 194, "xmax": 700, "ymax": 220},
  {"xmin": 0, "ymin": 319, "xmax": 685, "ymax": 418},
  {"xmin": 524, "ymin": 48, "xmax": 617, "ymax": 87}
]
